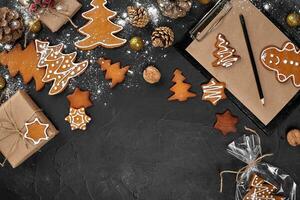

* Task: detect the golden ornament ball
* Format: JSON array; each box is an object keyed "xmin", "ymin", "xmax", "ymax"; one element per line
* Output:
[
  {"xmin": 286, "ymin": 12, "xmax": 300, "ymax": 27},
  {"xmin": 0, "ymin": 76, "xmax": 6, "ymax": 90},
  {"xmin": 198, "ymin": 0, "xmax": 211, "ymax": 5},
  {"xmin": 143, "ymin": 66, "xmax": 161, "ymax": 84},
  {"xmin": 129, "ymin": 36, "xmax": 144, "ymax": 51},
  {"xmin": 29, "ymin": 19, "xmax": 42, "ymax": 33}
]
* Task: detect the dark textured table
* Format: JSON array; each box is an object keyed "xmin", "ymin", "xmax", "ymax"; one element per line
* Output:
[{"xmin": 0, "ymin": 0, "xmax": 299, "ymax": 199}]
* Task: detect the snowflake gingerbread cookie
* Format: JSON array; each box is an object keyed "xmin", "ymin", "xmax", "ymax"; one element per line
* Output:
[
  {"xmin": 261, "ymin": 42, "xmax": 300, "ymax": 87},
  {"xmin": 213, "ymin": 33, "xmax": 240, "ymax": 68},
  {"xmin": 75, "ymin": 0, "xmax": 127, "ymax": 50},
  {"xmin": 35, "ymin": 40, "xmax": 89, "ymax": 95}
]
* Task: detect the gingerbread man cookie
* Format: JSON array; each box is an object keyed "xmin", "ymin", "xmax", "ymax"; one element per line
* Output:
[{"xmin": 261, "ymin": 42, "xmax": 300, "ymax": 87}]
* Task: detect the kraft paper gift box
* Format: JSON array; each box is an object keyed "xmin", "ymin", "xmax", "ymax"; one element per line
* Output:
[
  {"xmin": 0, "ymin": 90, "xmax": 58, "ymax": 168},
  {"xmin": 18, "ymin": 0, "xmax": 81, "ymax": 32}
]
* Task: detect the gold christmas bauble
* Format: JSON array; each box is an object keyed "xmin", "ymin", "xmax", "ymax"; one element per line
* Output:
[
  {"xmin": 286, "ymin": 12, "xmax": 300, "ymax": 27},
  {"xmin": 0, "ymin": 76, "xmax": 6, "ymax": 90},
  {"xmin": 129, "ymin": 36, "xmax": 144, "ymax": 51},
  {"xmin": 29, "ymin": 19, "xmax": 42, "ymax": 33},
  {"xmin": 198, "ymin": 0, "xmax": 211, "ymax": 5},
  {"xmin": 143, "ymin": 66, "xmax": 161, "ymax": 84}
]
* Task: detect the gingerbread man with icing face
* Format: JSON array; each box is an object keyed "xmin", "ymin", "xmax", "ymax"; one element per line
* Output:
[{"xmin": 261, "ymin": 42, "xmax": 300, "ymax": 87}]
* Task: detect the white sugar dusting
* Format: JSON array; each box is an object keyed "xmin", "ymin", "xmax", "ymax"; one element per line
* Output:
[{"xmin": 147, "ymin": 5, "xmax": 160, "ymax": 25}]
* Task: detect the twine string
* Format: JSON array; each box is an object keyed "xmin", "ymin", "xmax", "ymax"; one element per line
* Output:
[
  {"xmin": 0, "ymin": 101, "xmax": 42, "ymax": 167},
  {"xmin": 219, "ymin": 127, "xmax": 273, "ymax": 193}
]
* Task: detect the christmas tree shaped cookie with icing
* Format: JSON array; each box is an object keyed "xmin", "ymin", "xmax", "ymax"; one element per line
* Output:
[
  {"xmin": 213, "ymin": 33, "xmax": 240, "ymax": 68},
  {"xmin": 75, "ymin": 0, "xmax": 127, "ymax": 50},
  {"xmin": 35, "ymin": 40, "xmax": 89, "ymax": 95}
]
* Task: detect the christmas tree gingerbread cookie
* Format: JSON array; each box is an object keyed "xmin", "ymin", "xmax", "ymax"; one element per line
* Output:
[
  {"xmin": 35, "ymin": 40, "xmax": 89, "ymax": 95},
  {"xmin": 261, "ymin": 41, "xmax": 300, "ymax": 87},
  {"xmin": 98, "ymin": 58, "xmax": 130, "ymax": 88},
  {"xmin": 75, "ymin": 0, "xmax": 127, "ymax": 50},
  {"xmin": 213, "ymin": 33, "xmax": 240, "ymax": 68},
  {"xmin": 243, "ymin": 174, "xmax": 285, "ymax": 200},
  {"xmin": 168, "ymin": 69, "xmax": 196, "ymax": 102},
  {"xmin": 0, "ymin": 42, "xmax": 46, "ymax": 91}
]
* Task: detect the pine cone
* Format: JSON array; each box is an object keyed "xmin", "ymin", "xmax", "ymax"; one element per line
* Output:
[
  {"xmin": 0, "ymin": 7, "xmax": 24, "ymax": 44},
  {"xmin": 157, "ymin": 0, "xmax": 192, "ymax": 19},
  {"xmin": 127, "ymin": 6, "xmax": 150, "ymax": 28},
  {"xmin": 151, "ymin": 26, "xmax": 174, "ymax": 48}
]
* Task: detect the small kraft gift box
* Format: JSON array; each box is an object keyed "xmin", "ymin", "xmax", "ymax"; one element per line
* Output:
[
  {"xmin": 19, "ymin": 0, "xmax": 81, "ymax": 32},
  {"xmin": 0, "ymin": 90, "xmax": 58, "ymax": 168}
]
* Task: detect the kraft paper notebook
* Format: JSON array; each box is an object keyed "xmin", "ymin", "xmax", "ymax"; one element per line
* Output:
[{"xmin": 186, "ymin": 0, "xmax": 299, "ymax": 126}]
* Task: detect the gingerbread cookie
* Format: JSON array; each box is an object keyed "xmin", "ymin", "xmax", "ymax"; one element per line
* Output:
[
  {"xmin": 214, "ymin": 110, "xmax": 238, "ymax": 136},
  {"xmin": 67, "ymin": 88, "xmax": 92, "ymax": 109},
  {"xmin": 65, "ymin": 108, "xmax": 91, "ymax": 131},
  {"xmin": 0, "ymin": 42, "xmax": 45, "ymax": 91},
  {"xmin": 35, "ymin": 40, "xmax": 89, "ymax": 95},
  {"xmin": 243, "ymin": 174, "xmax": 285, "ymax": 200},
  {"xmin": 75, "ymin": 0, "xmax": 127, "ymax": 50},
  {"xmin": 261, "ymin": 42, "xmax": 300, "ymax": 87},
  {"xmin": 98, "ymin": 58, "xmax": 130, "ymax": 88},
  {"xmin": 168, "ymin": 69, "xmax": 196, "ymax": 102},
  {"xmin": 201, "ymin": 78, "xmax": 226, "ymax": 105},
  {"xmin": 213, "ymin": 33, "xmax": 240, "ymax": 68},
  {"xmin": 24, "ymin": 118, "xmax": 49, "ymax": 145}
]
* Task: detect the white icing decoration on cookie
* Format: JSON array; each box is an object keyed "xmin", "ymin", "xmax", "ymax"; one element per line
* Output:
[
  {"xmin": 35, "ymin": 40, "xmax": 89, "ymax": 95},
  {"xmin": 74, "ymin": 0, "xmax": 127, "ymax": 50},
  {"xmin": 201, "ymin": 79, "xmax": 226, "ymax": 105},
  {"xmin": 213, "ymin": 34, "xmax": 240, "ymax": 68},
  {"xmin": 260, "ymin": 42, "xmax": 300, "ymax": 87}
]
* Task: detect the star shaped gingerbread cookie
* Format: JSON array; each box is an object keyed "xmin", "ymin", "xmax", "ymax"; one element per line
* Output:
[
  {"xmin": 24, "ymin": 118, "xmax": 49, "ymax": 145},
  {"xmin": 67, "ymin": 88, "xmax": 93, "ymax": 109},
  {"xmin": 214, "ymin": 110, "xmax": 239, "ymax": 136}
]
